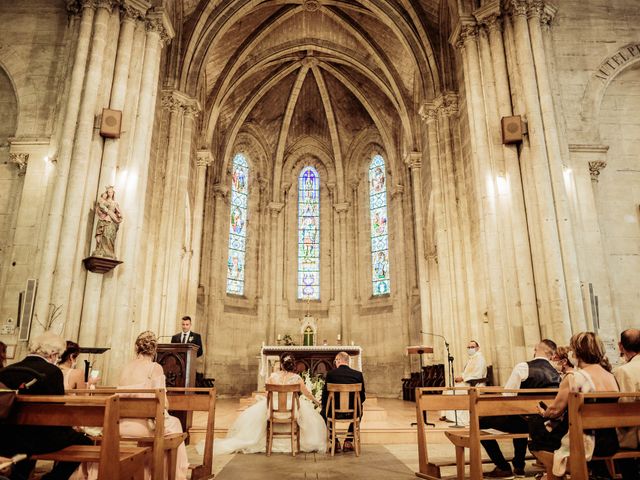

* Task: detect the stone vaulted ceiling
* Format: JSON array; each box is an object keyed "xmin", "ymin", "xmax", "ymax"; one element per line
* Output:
[{"xmin": 179, "ymin": 0, "xmax": 448, "ymax": 186}]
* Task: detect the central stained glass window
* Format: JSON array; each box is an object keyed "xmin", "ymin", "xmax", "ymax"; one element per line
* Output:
[
  {"xmin": 226, "ymin": 153, "xmax": 248, "ymax": 295},
  {"xmin": 297, "ymin": 166, "xmax": 320, "ymax": 300}
]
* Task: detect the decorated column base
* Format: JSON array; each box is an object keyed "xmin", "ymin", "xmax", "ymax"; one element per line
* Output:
[{"xmin": 83, "ymin": 256, "xmax": 123, "ymax": 274}]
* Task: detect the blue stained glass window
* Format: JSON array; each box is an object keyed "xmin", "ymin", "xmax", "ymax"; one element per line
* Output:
[
  {"xmin": 297, "ymin": 166, "xmax": 320, "ymax": 300},
  {"xmin": 369, "ymin": 154, "xmax": 391, "ymax": 295},
  {"xmin": 226, "ymin": 154, "xmax": 249, "ymax": 295}
]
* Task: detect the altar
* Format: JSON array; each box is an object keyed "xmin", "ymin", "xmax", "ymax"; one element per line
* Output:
[{"xmin": 259, "ymin": 345, "xmax": 362, "ymax": 389}]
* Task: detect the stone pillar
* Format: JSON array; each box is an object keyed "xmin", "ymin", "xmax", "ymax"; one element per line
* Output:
[
  {"xmin": 390, "ymin": 185, "xmax": 411, "ymax": 359},
  {"xmin": 405, "ymin": 152, "xmax": 433, "ymax": 346},
  {"xmin": 334, "ymin": 202, "xmax": 349, "ymax": 340},
  {"xmin": 33, "ymin": 0, "xmax": 96, "ymax": 335},
  {"xmin": 451, "ymin": 18, "xmax": 512, "ymax": 376},
  {"xmin": 49, "ymin": 0, "xmax": 115, "ymax": 339},
  {"xmin": 504, "ymin": 0, "xmax": 572, "ymax": 342},
  {"xmin": 187, "ymin": 150, "xmax": 213, "ymax": 316},
  {"xmin": 108, "ymin": 9, "xmax": 174, "ymax": 380},
  {"xmin": 79, "ymin": 1, "xmax": 150, "ymax": 347},
  {"xmin": 526, "ymin": 1, "xmax": 586, "ymax": 333},
  {"xmin": 267, "ymin": 201, "xmax": 284, "ymax": 343},
  {"xmin": 476, "ymin": 7, "xmax": 540, "ymax": 354}
]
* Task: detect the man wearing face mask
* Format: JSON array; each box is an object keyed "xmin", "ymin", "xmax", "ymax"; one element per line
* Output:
[
  {"xmin": 439, "ymin": 340, "xmax": 487, "ymax": 424},
  {"xmin": 0, "ymin": 331, "xmax": 92, "ymax": 480},
  {"xmin": 614, "ymin": 328, "xmax": 640, "ymax": 480}
]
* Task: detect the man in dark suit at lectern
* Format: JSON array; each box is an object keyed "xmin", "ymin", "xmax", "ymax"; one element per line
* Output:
[
  {"xmin": 171, "ymin": 316, "xmax": 203, "ymax": 358},
  {"xmin": 321, "ymin": 351, "xmax": 366, "ymax": 453}
]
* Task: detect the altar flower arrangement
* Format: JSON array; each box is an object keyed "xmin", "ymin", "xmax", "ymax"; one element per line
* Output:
[
  {"xmin": 282, "ymin": 334, "xmax": 296, "ymax": 346},
  {"xmin": 301, "ymin": 370, "xmax": 325, "ymax": 411}
]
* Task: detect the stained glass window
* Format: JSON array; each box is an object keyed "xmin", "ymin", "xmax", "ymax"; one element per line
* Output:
[
  {"xmin": 369, "ymin": 154, "xmax": 390, "ymax": 295},
  {"xmin": 226, "ymin": 153, "xmax": 249, "ymax": 295},
  {"xmin": 297, "ymin": 166, "xmax": 320, "ymax": 300}
]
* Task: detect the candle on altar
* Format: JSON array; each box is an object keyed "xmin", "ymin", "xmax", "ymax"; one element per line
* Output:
[
  {"xmin": 277, "ymin": 334, "xmax": 282, "ymax": 341},
  {"xmin": 337, "ymin": 334, "xmax": 341, "ymax": 341}
]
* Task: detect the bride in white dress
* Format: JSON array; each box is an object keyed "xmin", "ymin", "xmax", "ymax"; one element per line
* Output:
[{"xmin": 209, "ymin": 353, "xmax": 327, "ymax": 455}]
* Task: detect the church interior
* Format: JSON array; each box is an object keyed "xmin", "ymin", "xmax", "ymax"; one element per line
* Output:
[{"xmin": 0, "ymin": 0, "xmax": 638, "ymax": 478}]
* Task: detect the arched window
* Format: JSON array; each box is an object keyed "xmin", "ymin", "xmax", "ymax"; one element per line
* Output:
[
  {"xmin": 369, "ymin": 154, "xmax": 390, "ymax": 295},
  {"xmin": 297, "ymin": 166, "xmax": 320, "ymax": 300},
  {"xmin": 226, "ymin": 153, "xmax": 249, "ymax": 295}
]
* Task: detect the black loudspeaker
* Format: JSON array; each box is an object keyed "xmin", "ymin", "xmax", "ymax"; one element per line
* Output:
[
  {"xmin": 501, "ymin": 115, "xmax": 523, "ymax": 144},
  {"xmin": 100, "ymin": 108, "xmax": 122, "ymax": 138}
]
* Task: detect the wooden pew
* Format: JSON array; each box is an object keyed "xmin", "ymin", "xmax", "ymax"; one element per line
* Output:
[
  {"xmin": 568, "ymin": 391, "xmax": 640, "ymax": 480},
  {"xmin": 71, "ymin": 388, "xmax": 186, "ymax": 480},
  {"xmin": 415, "ymin": 386, "xmax": 470, "ymax": 479},
  {"xmin": 444, "ymin": 387, "xmax": 557, "ymax": 480},
  {"xmin": 7, "ymin": 394, "xmax": 149, "ymax": 479},
  {"xmin": 167, "ymin": 387, "xmax": 217, "ymax": 480}
]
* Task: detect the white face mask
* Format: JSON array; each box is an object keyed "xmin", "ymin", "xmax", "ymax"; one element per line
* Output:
[
  {"xmin": 467, "ymin": 348, "xmax": 477, "ymax": 356},
  {"xmin": 568, "ymin": 351, "xmax": 578, "ymax": 367}
]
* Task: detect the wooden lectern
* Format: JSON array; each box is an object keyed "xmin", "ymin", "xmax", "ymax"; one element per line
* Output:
[
  {"xmin": 157, "ymin": 343, "xmax": 199, "ymax": 435},
  {"xmin": 406, "ymin": 345, "xmax": 433, "ymax": 385}
]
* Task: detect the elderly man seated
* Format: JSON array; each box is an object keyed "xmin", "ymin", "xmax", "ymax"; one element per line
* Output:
[{"xmin": 0, "ymin": 331, "xmax": 92, "ymax": 480}]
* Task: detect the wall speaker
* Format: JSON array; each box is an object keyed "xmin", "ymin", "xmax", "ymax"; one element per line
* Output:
[
  {"xmin": 501, "ymin": 115, "xmax": 523, "ymax": 144},
  {"xmin": 100, "ymin": 108, "xmax": 122, "ymax": 138},
  {"xmin": 18, "ymin": 279, "xmax": 37, "ymax": 342}
]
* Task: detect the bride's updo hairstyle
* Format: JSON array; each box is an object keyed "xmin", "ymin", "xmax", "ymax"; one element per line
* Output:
[
  {"xmin": 280, "ymin": 353, "xmax": 296, "ymax": 372},
  {"xmin": 135, "ymin": 331, "xmax": 158, "ymax": 357}
]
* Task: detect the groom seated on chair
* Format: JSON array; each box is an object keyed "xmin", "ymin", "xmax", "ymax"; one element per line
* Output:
[{"xmin": 321, "ymin": 352, "xmax": 366, "ymax": 453}]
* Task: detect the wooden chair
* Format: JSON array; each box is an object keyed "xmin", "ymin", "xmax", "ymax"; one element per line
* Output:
[
  {"xmin": 325, "ymin": 383, "xmax": 363, "ymax": 457},
  {"xmin": 265, "ymin": 383, "xmax": 301, "ymax": 456}
]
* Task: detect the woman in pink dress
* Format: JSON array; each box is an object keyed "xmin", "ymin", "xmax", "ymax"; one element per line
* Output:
[{"xmin": 118, "ymin": 331, "xmax": 189, "ymax": 480}]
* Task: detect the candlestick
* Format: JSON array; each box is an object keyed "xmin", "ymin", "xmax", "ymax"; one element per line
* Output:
[{"xmin": 337, "ymin": 334, "xmax": 341, "ymax": 341}]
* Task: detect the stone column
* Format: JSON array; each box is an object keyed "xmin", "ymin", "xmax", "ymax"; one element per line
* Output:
[
  {"xmin": 451, "ymin": 18, "xmax": 512, "ymax": 375},
  {"xmin": 505, "ymin": 0, "xmax": 572, "ymax": 342},
  {"xmin": 79, "ymin": 1, "xmax": 149, "ymax": 347},
  {"xmin": 187, "ymin": 150, "xmax": 213, "ymax": 316},
  {"xmin": 33, "ymin": 0, "xmax": 96, "ymax": 334},
  {"xmin": 334, "ymin": 202, "xmax": 349, "ymax": 340},
  {"xmin": 477, "ymin": 7, "xmax": 540, "ymax": 353},
  {"xmin": 390, "ymin": 185, "xmax": 411, "ymax": 358},
  {"xmin": 405, "ymin": 152, "xmax": 433, "ymax": 345},
  {"xmin": 526, "ymin": 1, "xmax": 586, "ymax": 333},
  {"xmin": 108, "ymin": 9, "xmax": 174, "ymax": 380},
  {"xmin": 48, "ymin": 0, "xmax": 115, "ymax": 339},
  {"xmin": 267, "ymin": 201, "xmax": 284, "ymax": 343}
]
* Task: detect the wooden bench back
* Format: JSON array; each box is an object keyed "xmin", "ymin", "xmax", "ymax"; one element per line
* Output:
[
  {"xmin": 7, "ymin": 395, "xmax": 121, "ymax": 478},
  {"xmin": 67, "ymin": 388, "xmax": 166, "ymax": 478},
  {"xmin": 471, "ymin": 387, "xmax": 558, "ymax": 418},
  {"xmin": 568, "ymin": 391, "xmax": 640, "ymax": 480}
]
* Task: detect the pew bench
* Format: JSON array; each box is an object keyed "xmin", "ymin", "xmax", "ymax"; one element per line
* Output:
[
  {"xmin": 444, "ymin": 387, "xmax": 558, "ymax": 480},
  {"xmin": 414, "ymin": 386, "xmax": 471, "ymax": 479},
  {"xmin": 167, "ymin": 387, "xmax": 217, "ymax": 480},
  {"xmin": 71, "ymin": 387, "xmax": 187, "ymax": 480},
  {"xmin": 568, "ymin": 391, "xmax": 640, "ymax": 480},
  {"xmin": 8, "ymin": 394, "xmax": 149, "ymax": 479}
]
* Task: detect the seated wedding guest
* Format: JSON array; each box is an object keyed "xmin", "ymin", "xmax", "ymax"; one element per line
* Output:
[
  {"xmin": 532, "ymin": 332, "xmax": 619, "ymax": 480},
  {"xmin": 321, "ymin": 351, "xmax": 366, "ymax": 453},
  {"xmin": 440, "ymin": 340, "xmax": 487, "ymax": 424},
  {"xmin": 0, "ymin": 331, "xmax": 92, "ymax": 480},
  {"xmin": 116, "ymin": 331, "xmax": 189, "ymax": 480},
  {"xmin": 0, "ymin": 342, "xmax": 6, "ymax": 368},
  {"xmin": 481, "ymin": 339, "xmax": 560, "ymax": 478},
  {"xmin": 614, "ymin": 328, "xmax": 640, "ymax": 480},
  {"xmin": 206, "ymin": 353, "xmax": 325, "ymax": 455},
  {"xmin": 552, "ymin": 345, "xmax": 575, "ymax": 377},
  {"xmin": 58, "ymin": 341, "xmax": 97, "ymax": 391}
]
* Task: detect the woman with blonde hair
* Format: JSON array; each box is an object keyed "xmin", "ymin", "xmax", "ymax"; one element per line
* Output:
[
  {"xmin": 531, "ymin": 332, "xmax": 619, "ymax": 479},
  {"xmin": 118, "ymin": 331, "xmax": 188, "ymax": 480}
]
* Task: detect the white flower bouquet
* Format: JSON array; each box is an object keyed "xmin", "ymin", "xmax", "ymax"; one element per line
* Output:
[{"xmin": 301, "ymin": 370, "xmax": 325, "ymax": 411}]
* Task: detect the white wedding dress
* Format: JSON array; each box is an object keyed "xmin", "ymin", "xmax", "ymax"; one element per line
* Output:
[{"xmin": 208, "ymin": 371, "xmax": 327, "ymax": 455}]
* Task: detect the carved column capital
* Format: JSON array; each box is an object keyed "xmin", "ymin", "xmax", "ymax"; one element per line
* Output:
[
  {"xmin": 213, "ymin": 184, "xmax": 229, "ymax": 200},
  {"xmin": 588, "ymin": 161, "xmax": 607, "ymax": 182},
  {"xmin": 527, "ymin": 0, "xmax": 545, "ymax": 19},
  {"xmin": 196, "ymin": 150, "xmax": 213, "ymax": 168},
  {"xmin": 145, "ymin": 8, "xmax": 175, "ymax": 44},
  {"xmin": 268, "ymin": 202, "xmax": 284, "ymax": 216},
  {"xmin": 161, "ymin": 90, "xmax": 197, "ymax": 115},
  {"xmin": 9, "ymin": 153, "xmax": 29, "ymax": 176},
  {"xmin": 420, "ymin": 92, "xmax": 458, "ymax": 122},
  {"xmin": 95, "ymin": 0, "xmax": 116, "ymax": 11},
  {"xmin": 391, "ymin": 184, "xmax": 405, "ymax": 199},
  {"xmin": 504, "ymin": 0, "xmax": 529, "ymax": 18},
  {"xmin": 450, "ymin": 17, "xmax": 478, "ymax": 49},
  {"xmin": 120, "ymin": 1, "xmax": 150, "ymax": 22},
  {"xmin": 333, "ymin": 202, "xmax": 349, "ymax": 214},
  {"xmin": 418, "ymin": 102, "xmax": 439, "ymax": 123},
  {"xmin": 404, "ymin": 152, "xmax": 422, "ymax": 170}
]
